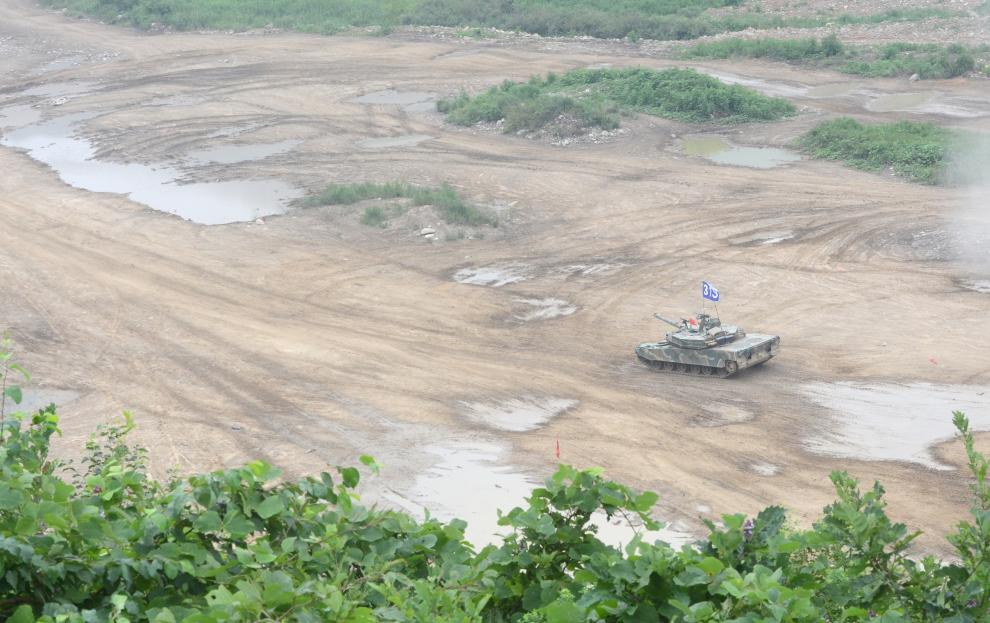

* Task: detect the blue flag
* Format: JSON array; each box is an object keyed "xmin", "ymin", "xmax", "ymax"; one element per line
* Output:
[{"xmin": 702, "ymin": 281, "xmax": 720, "ymax": 302}]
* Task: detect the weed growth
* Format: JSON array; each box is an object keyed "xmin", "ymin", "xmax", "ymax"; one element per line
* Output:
[
  {"xmin": 685, "ymin": 37, "xmax": 979, "ymax": 79},
  {"xmin": 797, "ymin": 118, "xmax": 953, "ymax": 184},
  {"xmin": 439, "ymin": 67, "xmax": 795, "ymax": 134},
  {"xmin": 303, "ymin": 181, "xmax": 496, "ymax": 226},
  {"xmin": 42, "ymin": 0, "xmax": 962, "ymax": 41}
]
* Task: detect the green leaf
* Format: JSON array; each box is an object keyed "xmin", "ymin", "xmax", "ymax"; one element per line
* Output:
[
  {"xmin": 340, "ymin": 466, "xmax": 360, "ymax": 488},
  {"xmin": 5, "ymin": 605, "xmax": 34, "ymax": 623},
  {"xmin": 8, "ymin": 363, "xmax": 29, "ymax": 382},
  {"xmin": 3, "ymin": 386, "xmax": 22, "ymax": 405},
  {"xmin": 697, "ymin": 557, "xmax": 724, "ymax": 576},
  {"xmin": 544, "ymin": 599, "xmax": 583, "ymax": 623},
  {"xmin": 256, "ymin": 495, "xmax": 285, "ymax": 519}
]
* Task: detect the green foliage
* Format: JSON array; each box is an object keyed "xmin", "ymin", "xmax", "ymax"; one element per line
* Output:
[
  {"xmin": 41, "ymin": 0, "xmax": 962, "ymax": 41},
  {"xmin": 439, "ymin": 67, "xmax": 794, "ymax": 134},
  {"xmin": 685, "ymin": 37, "xmax": 978, "ymax": 79},
  {"xmin": 302, "ymin": 181, "xmax": 496, "ymax": 226},
  {"xmin": 2, "ymin": 347, "xmax": 989, "ymax": 621},
  {"xmin": 797, "ymin": 118, "xmax": 954, "ymax": 185}
]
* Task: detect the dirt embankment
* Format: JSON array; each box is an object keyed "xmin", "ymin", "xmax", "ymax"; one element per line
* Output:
[{"xmin": 1, "ymin": 0, "xmax": 989, "ymax": 552}]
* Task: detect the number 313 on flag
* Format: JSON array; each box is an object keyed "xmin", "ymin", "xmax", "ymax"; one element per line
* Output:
[{"xmin": 702, "ymin": 281, "xmax": 720, "ymax": 302}]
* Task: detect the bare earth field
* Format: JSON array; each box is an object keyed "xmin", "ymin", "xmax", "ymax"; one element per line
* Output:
[{"xmin": 1, "ymin": 0, "xmax": 989, "ymax": 551}]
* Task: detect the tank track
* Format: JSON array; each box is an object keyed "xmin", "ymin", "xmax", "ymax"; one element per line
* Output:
[{"xmin": 637, "ymin": 353, "xmax": 734, "ymax": 378}]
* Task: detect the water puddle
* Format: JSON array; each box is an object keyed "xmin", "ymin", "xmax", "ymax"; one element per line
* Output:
[
  {"xmin": 454, "ymin": 263, "xmax": 531, "ymax": 287},
  {"xmin": 683, "ymin": 136, "xmax": 801, "ymax": 169},
  {"xmin": 959, "ymin": 279, "xmax": 990, "ymax": 294},
  {"xmin": 352, "ymin": 90, "xmax": 435, "ymax": 112},
  {"xmin": 185, "ymin": 139, "xmax": 300, "ymax": 165},
  {"xmin": 8, "ymin": 81, "xmax": 98, "ymax": 100},
  {"xmin": 511, "ymin": 298, "xmax": 577, "ymax": 322},
  {"xmin": 691, "ymin": 403, "xmax": 755, "ymax": 427},
  {"xmin": 729, "ymin": 230, "xmax": 795, "ymax": 246},
  {"xmin": 555, "ymin": 262, "xmax": 628, "ymax": 278},
  {"xmin": 389, "ymin": 439, "xmax": 694, "ymax": 547},
  {"xmin": 357, "ymin": 133, "xmax": 434, "ymax": 150},
  {"xmin": 805, "ymin": 83, "xmax": 857, "ymax": 98},
  {"xmin": 1, "ymin": 388, "xmax": 79, "ymax": 415},
  {"xmin": 750, "ymin": 462, "xmax": 780, "ymax": 476},
  {"xmin": 867, "ymin": 92, "xmax": 932, "ymax": 112},
  {"xmin": 1, "ymin": 112, "xmax": 300, "ymax": 224},
  {"xmin": 143, "ymin": 94, "xmax": 208, "ymax": 108},
  {"xmin": 0, "ymin": 104, "xmax": 41, "ymax": 128},
  {"xmin": 700, "ymin": 71, "xmax": 806, "ymax": 98},
  {"xmin": 460, "ymin": 397, "xmax": 578, "ymax": 432},
  {"xmin": 803, "ymin": 382, "xmax": 990, "ymax": 470},
  {"xmin": 34, "ymin": 55, "xmax": 87, "ymax": 74}
]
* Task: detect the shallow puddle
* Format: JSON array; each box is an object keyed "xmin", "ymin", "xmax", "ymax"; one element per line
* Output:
[
  {"xmin": 10, "ymin": 81, "xmax": 98, "ymax": 100},
  {"xmin": 803, "ymin": 382, "xmax": 990, "ymax": 469},
  {"xmin": 353, "ymin": 89, "xmax": 434, "ymax": 106},
  {"xmin": 390, "ymin": 439, "xmax": 694, "ymax": 547},
  {"xmin": 867, "ymin": 92, "xmax": 932, "ymax": 112},
  {"xmin": 1, "ymin": 388, "xmax": 79, "ymax": 415},
  {"xmin": 454, "ymin": 263, "xmax": 530, "ymax": 287},
  {"xmin": 729, "ymin": 230, "xmax": 795, "ymax": 246},
  {"xmin": 683, "ymin": 136, "xmax": 801, "ymax": 169},
  {"xmin": 805, "ymin": 83, "xmax": 857, "ymax": 98},
  {"xmin": 511, "ymin": 298, "xmax": 577, "ymax": 321},
  {"xmin": 460, "ymin": 397, "xmax": 578, "ymax": 432},
  {"xmin": 1, "ymin": 113, "xmax": 300, "ymax": 224},
  {"xmin": 0, "ymin": 104, "xmax": 41, "ymax": 128},
  {"xmin": 357, "ymin": 134, "xmax": 433, "ymax": 150},
  {"xmin": 750, "ymin": 462, "xmax": 780, "ymax": 476},
  {"xmin": 556, "ymin": 262, "xmax": 627, "ymax": 277},
  {"xmin": 959, "ymin": 279, "xmax": 990, "ymax": 293},
  {"xmin": 185, "ymin": 139, "xmax": 300, "ymax": 165}
]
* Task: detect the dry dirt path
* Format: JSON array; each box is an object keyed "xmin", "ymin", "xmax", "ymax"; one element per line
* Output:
[{"xmin": 1, "ymin": 0, "xmax": 989, "ymax": 551}]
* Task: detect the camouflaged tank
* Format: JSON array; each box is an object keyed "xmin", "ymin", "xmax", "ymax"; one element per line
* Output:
[{"xmin": 636, "ymin": 312, "xmax": 779, "ymax": 377}]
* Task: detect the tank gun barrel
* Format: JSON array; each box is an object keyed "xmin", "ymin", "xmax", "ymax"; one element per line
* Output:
[{"xmin": 654, "ymin": 313, "xmax": 683, "ymax": 328}]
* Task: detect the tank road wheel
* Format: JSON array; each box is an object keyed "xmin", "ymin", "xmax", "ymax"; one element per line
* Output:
[
  {"xmin": 656, "ymin": 361, "xmax": 666, "ymax": 370},
  {"xmin": 696, "ymin": 365, "xmax": 706, "ymax": 375}
]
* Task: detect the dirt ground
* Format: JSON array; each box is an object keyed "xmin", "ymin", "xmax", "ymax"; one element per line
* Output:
[{"xmin": 1, "ymin": 0, "xmax": 989, "ymax": 553}]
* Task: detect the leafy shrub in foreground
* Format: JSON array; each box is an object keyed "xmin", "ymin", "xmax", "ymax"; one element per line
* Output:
[{"xmin": 1, "ymin": 342, "xmax": 989, "ymax": 622}]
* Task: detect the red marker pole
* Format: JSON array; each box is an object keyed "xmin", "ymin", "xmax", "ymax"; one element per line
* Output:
[{"xmin": 555, "ymin": 439, "xmax": 560, "ymax": 459}]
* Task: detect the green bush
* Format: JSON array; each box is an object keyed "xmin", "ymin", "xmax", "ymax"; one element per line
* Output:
[
  {"xmin": 439, "ymin": 67, "xmax": 795, "ymax": 134},
  {"xmin": 41, "ymin": 0, "xmax": 962, "ymax": 41},
  {"xmin": 1, "ymin": 343, "xmax": 989, "ymax": 621},
  {"xmin": 303, "ymin": 181, "xmax": 496, "ymax": 226},
  {"xmin": 797, "ymin": 118, "xmax": 954, "ymax": 184},
  {"xmin": 684, "ymin": 37, "xmax": 978, "ymax": 80}
]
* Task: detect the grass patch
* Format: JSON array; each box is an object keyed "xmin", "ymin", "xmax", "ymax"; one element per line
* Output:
[
  {"xmin": 42, "ymin": 0, "xmax": 963, "ymax": 41},
  {"xmin": 439, "ymin": 67, "xmax": 795, "ymax": 134},
  {"xmin": 684, "ymin": 37, "xmax": 980, "ymax": 79},
  {"xmin": 303, "ymin": 181, "xmax": 496, "ymax": 227},
  {"xmin": 797, "ymin": 118, "xmax": 953, "ymax": 184}
]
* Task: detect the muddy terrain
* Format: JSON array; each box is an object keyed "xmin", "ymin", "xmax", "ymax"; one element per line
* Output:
[{"xmin": 1, "ymin": 0, "xmax": 989, "ymax": 551}]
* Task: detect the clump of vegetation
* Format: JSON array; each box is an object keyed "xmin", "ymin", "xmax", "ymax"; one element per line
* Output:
[
  {"xmin": 302, "ymin": 181, "xmax": 496, "ymax": 227},
  {"xmin": 797, "ymin": 118, "xmax": 954, "ymax": 184},
  {"xmin": 1, "ymin": 340, "xmax": 989, "ymax": 621},
  {"xmin": 684, "ymin": 34, "xmax": 846, "ymax": 61},
  {"xmin": 685, "ymin": 36, "xmax": 979, "ymax": 79},
  {"xmin": 439, "ymin": 67, "xmax": 795, "ymax": 135},
  {"xmin": 42, "ymin": 0, "xmax": 962, "ymax": 41}
]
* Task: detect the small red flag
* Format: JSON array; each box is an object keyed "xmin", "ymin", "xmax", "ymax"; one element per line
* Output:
[
  {"xmin": 929, "ymin": 357, "xmax": 938, "ymax": 365},
  {"xmin": 555, "ymin": 439, "xmax": 560, "ymax": 459},
  {"xmin": 689, "ymin": 317, "xmax": 697, "ymax": 326}
]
